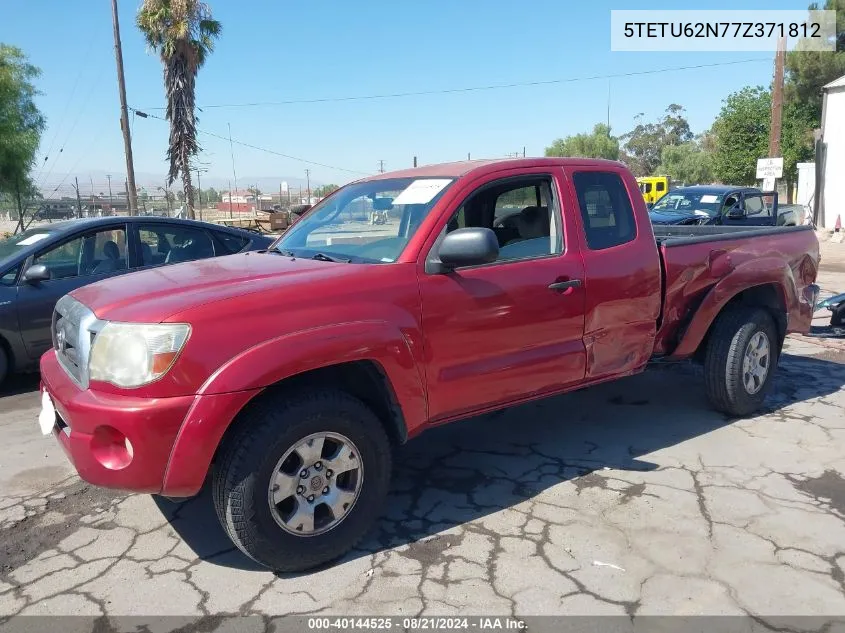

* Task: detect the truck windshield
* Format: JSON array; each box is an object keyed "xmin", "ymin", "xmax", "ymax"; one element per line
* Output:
[
  {"xmin": 272, "ymin": 177, "xmax": 454, "ymax": 263},
  {"xmin": 651, "ymin": 191, "xmax": 722, "ymax": 216}
]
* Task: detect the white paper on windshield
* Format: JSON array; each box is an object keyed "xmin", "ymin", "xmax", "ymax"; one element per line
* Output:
[
  {"xmin": 699, "ymin": 195, "xmax": 719, "ymax": 203},
  {"xmin": 392, "ymin": 179, "xmax": 452, "ymax": 205},
  {"xmin": 694, "ymin": 210, "xmax": 711, "ymax": 217},
  {"xmin": 16, "ymin": 233, "xmax": 50, "ymax": 246}
]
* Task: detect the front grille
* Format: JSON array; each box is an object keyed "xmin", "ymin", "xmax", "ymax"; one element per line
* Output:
[{"xmin": 53, "ymin": 295, "xmax": 101, "ymax": 389}]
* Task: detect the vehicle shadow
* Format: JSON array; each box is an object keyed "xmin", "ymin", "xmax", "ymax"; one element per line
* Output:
[
  {"xmin": 155, "ymin": 352, "xmax": 845, "ymax": 573},
  {"xmin": 0, "ymin": 373, "xmax": 41, "ymax": 398}
]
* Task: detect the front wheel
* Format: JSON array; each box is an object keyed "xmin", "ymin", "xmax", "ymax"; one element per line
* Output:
[
  {"xmin": 212, "ymin": 389, "xmax": 392, "ymax": 572},
  {"xmin": 704, "ymin": 307, "xmax": 780, "ymax": 416}
]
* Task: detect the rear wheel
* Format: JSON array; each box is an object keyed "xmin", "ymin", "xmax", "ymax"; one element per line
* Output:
[
  {"xmin": 704, "ymin": 307, "xmax": 779, "ymax": 416},
  {"xmin": 212, "ymin": 389, "xmax": 392, "ymax": 572}
]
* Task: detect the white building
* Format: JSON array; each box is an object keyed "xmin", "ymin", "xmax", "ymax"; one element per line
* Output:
[{"xmin": 819, "ymin": 75, "xmax": 845, "ymax": 229}]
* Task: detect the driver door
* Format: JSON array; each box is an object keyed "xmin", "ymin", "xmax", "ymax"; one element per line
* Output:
[{"xmin": 16, "ymin": 224, "xmax": 128, "ymax": 360}]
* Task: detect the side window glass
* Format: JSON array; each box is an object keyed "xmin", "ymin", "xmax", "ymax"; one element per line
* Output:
[
  {"xmin": 1, "ymin": 264, "xmax": 21, "ymax": 286},
  {"xmin": 139, "ymin": 224, "xmax": 215, "ymax": 266},
  {"xmin": 214, "ymin": 231, "xmax": 250, "ymax": 254},
  {"xmin": 441, "ymin": 178, "xmax": 562, "ymax": 263},
  {"xmin": 744, "ymin": 195, "xmax": 766, "ymax": 216},
  {"xmin": 84, "ymin": 227, "xmax": 127, "ymax": 275},
  {"xmin": 656, "ymin": 182, "xmax": 665, "ymax": 192},
  {"xmin": 34, "ymin": 237, "xmax": 83, "ymax": 280},
  {"xmin": 572, "ymin": 171, "xmax": 637, "ymax": 250}
]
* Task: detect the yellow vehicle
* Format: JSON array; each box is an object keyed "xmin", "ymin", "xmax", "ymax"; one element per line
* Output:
[{"xmin": 637, "ymin": 176, "xmax": 670, "ymax": 205}]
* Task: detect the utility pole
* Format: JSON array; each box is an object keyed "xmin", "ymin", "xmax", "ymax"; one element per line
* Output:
[
  {"xmin": 228, "ymin": 180, "xmax": 233, "ymax": 219},
  {"xmin": 74, "ymin": 177, "xmax": 83, "ymax": 219},
  {"xmin": 195, "ymin": 169, "xmax": 203, "ymax": 220},
  {"xmin": 523, "ymin": 146, "xmax": 526, "ymax": 158},
  {"xmin": 111, "ymin": 0, "xmax": 138, "ymax": 215},
  {"xmin": 413, "ymin": 156, "xmax": 417, "ymax": 167},
  {"xmin": 467, "ymin": 153, "xmax": 471, "ymax": 160},
  {"xmin": 90, "ymin": 176, "xmax": 95, "ymax": 215},
  {"xmin": 279, "ymin": 183, "xmax": 284, "ymax": 210},
  {"xmin": 768, "ymin": 35, "xmax": 786, "ymax": 199},
  {"xmin": 107, "ymin": 174, "xmax": 113, "ymax": 212},
  {"xmin": 769, "ymin": 35, "xmax": 786, "ymax": 159},
  {"xmin": 228, "ymin": 122, "xmax": 238, "ymax": 204},
  {"xmin": 305, "ymin": 169, "xmax": 311, "ymax": 202},
  {"xmin": 378, "ymin": 160, "xmax": 385, "ymax": 173}
]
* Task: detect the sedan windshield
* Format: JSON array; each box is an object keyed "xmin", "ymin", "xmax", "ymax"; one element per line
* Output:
[
  {"xmin": 651, "ymin": 191, "xmax": 723, "ymax": 216},
  {"xmin": 0, "ymin": 227, "xmax": 57, "ymax": 261},
  {"xmin": 273, "ymin": 177, "xmax": 454, "ymax": 263}
]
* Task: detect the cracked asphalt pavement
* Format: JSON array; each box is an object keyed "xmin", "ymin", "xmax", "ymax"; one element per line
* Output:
[{"xmin": 2, "ymin": 247, "xmax": 845, "ymax": 620}]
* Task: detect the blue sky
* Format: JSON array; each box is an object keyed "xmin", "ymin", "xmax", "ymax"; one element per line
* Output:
[{"xmin": 1, "ymin": 0, "xmax": 809, "ymax": 193}]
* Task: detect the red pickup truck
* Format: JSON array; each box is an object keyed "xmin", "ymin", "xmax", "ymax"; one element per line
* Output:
[{"xmin": 39, "ymin": 158, "xmax": 819, "ymax": 572}]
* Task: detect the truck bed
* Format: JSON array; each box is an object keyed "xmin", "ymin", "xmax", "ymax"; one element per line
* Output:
[{"xmin": 652, "ymin": 224, "xmax": 819, "ymax": 356}]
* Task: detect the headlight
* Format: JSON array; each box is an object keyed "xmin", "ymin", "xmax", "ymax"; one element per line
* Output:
[{"xmin": 89, "ymin": 322, "xmax": 190, "ymax": 388}]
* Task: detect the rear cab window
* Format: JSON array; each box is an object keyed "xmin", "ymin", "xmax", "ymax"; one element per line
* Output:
[{"xmin": 572, "ymin": 171, "xmax": 637, "ymax": 250}]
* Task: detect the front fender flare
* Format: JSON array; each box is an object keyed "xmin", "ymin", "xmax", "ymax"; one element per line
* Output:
[{"xmin": 161, "ymin": 321, "xmax": 427, "ymax": 497}]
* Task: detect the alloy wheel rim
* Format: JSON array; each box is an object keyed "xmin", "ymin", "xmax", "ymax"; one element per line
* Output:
[
  {"xmin": 742, "ymin": 331, "xmax": 771, "ymax": 395},
  {"xmin": 267, "ymin": 431, "xmax": 364, "ymax": 537}
]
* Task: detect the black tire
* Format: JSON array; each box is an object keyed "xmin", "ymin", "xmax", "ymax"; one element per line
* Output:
[
  {"xmin": 212, "ymin": 389, "xmax": 392, "ymax": 572},
  {"xmin": 704, "ymin": 307, "xmax": 780, "ymax": 416},
  {"xmin": 0, "ymin": 346, "xmax": 8, "ymax": 387},
  {"xmin": 831, "ymin": 305, "xmax": 844, "ymax": 327}
]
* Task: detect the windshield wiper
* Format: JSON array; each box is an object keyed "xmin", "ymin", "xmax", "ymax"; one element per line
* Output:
[
  {"xmin": 311, "ymin": 252, "xmax": 350, "ymax": 263},
  {"xmin": 271, "ymin": 246, "xmax": 297, "ymax": 257}
]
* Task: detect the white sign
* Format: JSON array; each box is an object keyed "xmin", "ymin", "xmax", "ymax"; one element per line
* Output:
[
  {"xmin": 700, "ymin": 195, "xmax": 719, "ymax": 203},
  {"xmin": 756, "ymin": 157, "xmax": 783, "ymax": 179},
  {"xmin": 392, "ymin": 179, "xmax": 452, "ymax": 205},
  {"xmin": 16, "ymin": 233, "xmax": 50, "ymax": 246},
  {"xmin": 762, "ymin": 176, "xmax": 776, "ymax": 191}
]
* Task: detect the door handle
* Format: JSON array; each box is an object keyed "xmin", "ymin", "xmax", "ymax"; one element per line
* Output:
[{"xmin": 548, "ymin": 279, "xmax": 582, "ymax": 292}]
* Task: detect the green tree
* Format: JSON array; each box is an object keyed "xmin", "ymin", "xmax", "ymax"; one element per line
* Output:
[
  {"xmin": 785, "ymin": 0, "xmax": 845, "ymax": 117},
  {"xmin": 621, "ymin": 104, "xmax": 693, "ymax": 177},
  {"xmin": 203, "ymin": 186, "xmax": 219, "ymax": 202},
  {"xmin": 544, "ymin": 123, "xmax": 620, "ymax": 160},
  {"xmin": 712, "ymin": 87, "xmax": 771, "ymax": 185},
  {"xmin": 657, "ymin": 141, "xmax": 714, "ymax": 185},
  {"xmin": 137, "ymin": 0, "xmax": 221, "ymax": 220},
  {"xmin": 0, "ymin": 45, "xmax": 46, "ymax": 231},
  {"xmin": 781, "ymin": 100, "xmax": 817, "ymax": 193},
  {"xmin": 314, "ymin": 184, "xmax": 340, "ymax": 197}
]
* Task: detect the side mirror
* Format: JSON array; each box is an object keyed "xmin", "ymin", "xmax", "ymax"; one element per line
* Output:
[
  {"xmin": 726, "ymin": 204, "xmax": 746, "ymax": 219},
  {"xmin": 646, "ymin": 203, "xmax": 654, "ymax": 209},
  {"xmin": 23, "ymin": 264, "xmax": 50, "ymax": 284},
  {"xmin": 433, "ymin": 227, "xmax": 499, "ymax": 272}
]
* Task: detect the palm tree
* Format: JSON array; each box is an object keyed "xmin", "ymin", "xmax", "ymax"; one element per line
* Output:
[{"xmin": 137, "ymin": 0, "xmax": 221, "ymax": 219}]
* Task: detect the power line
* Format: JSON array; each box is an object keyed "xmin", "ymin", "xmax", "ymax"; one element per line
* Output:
[
  {"xmin": 130, "ymin": 108, "xmax": 370, "ymax": 175},
  {"xmin": 137, "ymin": 58, "xmax": 770, "ymax": 111}
]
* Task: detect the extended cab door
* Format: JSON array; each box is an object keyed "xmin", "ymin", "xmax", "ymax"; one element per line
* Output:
[
  {"xmin": 417, "ymin": 169, "xmax": 587, "ymax": 422},
  {"xmin": 562, "ymin": 166, "xmax": 662, "ymax": 380}
]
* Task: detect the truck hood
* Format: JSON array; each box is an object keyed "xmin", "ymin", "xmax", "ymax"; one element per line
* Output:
[{"xmin": 71, "ymin": 252, "xmax": 362, "ymax": 322}]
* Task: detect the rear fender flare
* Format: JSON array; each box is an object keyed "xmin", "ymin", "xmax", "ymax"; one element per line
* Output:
[{"xmin": 669, "ymin": 257, "xmax": 795, "ymax": 359}]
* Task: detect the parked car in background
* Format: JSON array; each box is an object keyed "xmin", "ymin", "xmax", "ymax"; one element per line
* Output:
[
  {"xmin": 0, "ymin": 216, "xmax": 273, "ymax": 384},
  {"xmin": 649, "ymin": 185, "xmax": 797, "ymax": 227},
  {"xmin": 34, "ymin": 205, "xmax": 77, "ymax": 221},
  {"xmin": 38, "ymin": 158, "xmax": 818, "ymax": 573},
  {"xmin": 637, "ymin": 175, "xmax": 671, "ymax": 205}
]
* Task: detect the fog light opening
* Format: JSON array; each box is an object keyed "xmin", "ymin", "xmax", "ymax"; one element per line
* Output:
[{"xmin": 90, "ymin": 426, "xmax": 134, "ymax": 470}]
